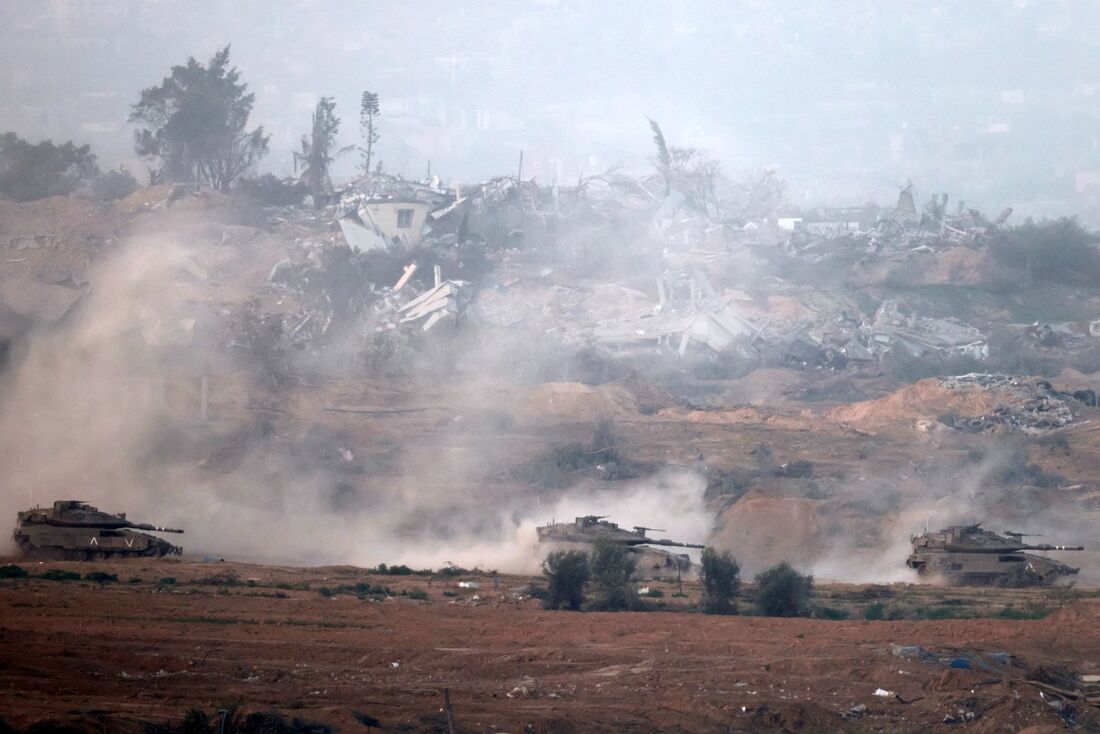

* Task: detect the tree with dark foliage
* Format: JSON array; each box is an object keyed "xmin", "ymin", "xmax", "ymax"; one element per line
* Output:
[
  {"xmin": 991, "ymin": 217, "xmax": 1100, "ymax": 286},
  {"xmin": 755, "ymin": 561, "xmax": 813, "ymax": 617},
  {"xmin": 588, "ymin": 537, "xmax": 639, "ymax": 611},
  {"xmin": 0, "ymin": 132, "xmax": 99, "ymax": 201},
  {"xmin": 700, "ymin": 547, "xmax": 740, "ymax": 614},
  {"xmin": 359, "ymin": 91, "xmax": 380, "ymax": 174},
  {"xmin": 130, "ymin": 46, "xmax": 269, "ymax": 191},
  {"xmin": 295, "ymin": 97, "xmax": 351, "ymax": 207},
  {"xmin": 542, "ymin": 549, "xmax": 589, "ymax": 610}
]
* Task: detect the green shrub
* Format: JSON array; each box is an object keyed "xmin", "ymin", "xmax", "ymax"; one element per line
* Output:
[
  {"xmin": 90, "ymin": 167, "xmax": 138, "ymax": 201},
  {"xmin": 84, "ymin": 571, "xmax": 118, "ymax": 584},
  {"xmin": 700, "ymin": 547, "xmax": 740, "ymax": 615},
  {"xmin": 754, "ymin": 562, "xmax": 813, "ymax": 617},
  {"xmin": 996, "ymin": 603, "xmax": 1052, "ymax": 620},
  {"xmin": 644, "ymin": 588, "xmax": 664, "ymax": 598},
  {"xmin": 0, "ymin": 132, "xmax": 99, "ymax": 201},
  {"xmin": 704, "ymin": 468, "xmax": 754, "ymax": 502},
  {"xmin": 0, "ymin": 565, "xmax": 29, "ymax": 579},
  {"xmin": 406, "ymin": 588, "xmax": 428, "ymax": 601},
  {"xmin": 864, "ymin": 602, "xmax": 886, "ymax": 620},
  {"xmin": 373, "ymin": 563, "xmax": 430, "ymax": 576},
  {"xmin": 321, "ymin": 582, "xmax": 392, "ymax": 599},
  {"xmin": 516, "ymin": 419, "xmax": 647, "ymax": 488},
  {"xmin": 542, "ymin": 550, "xmax": 590, "ymax": 610},
  {"xmin": 181, "ymin": 707, "xmax": 212, "ymax": 734},
  {"xmin": 814, "ymin": 605, "xmax": 849, "ymax": 620},
  {"xmin": 991, "ymin": 217, "xmax": 1100, "ymax": 285},
  {"xmin": 39, "ymin": 569, "xmax": 81, "ymax": 582},
  {"xmin": 588, "ymin": 538, "xmax": 639, "ymax": 611},
  {"xmin": 158, "ymin": 577, "xmax": 177, "ymax": 586},
  {"xmin": 192, "ymin": 571, "xmax": 241, "ymax": 586},
  {"xmin": 913, "ymin": 606, "xmax": 970, "ymax": 620}
]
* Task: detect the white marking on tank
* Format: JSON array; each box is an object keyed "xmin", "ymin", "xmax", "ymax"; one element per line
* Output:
[
  {"xmin": 90, "ymin": 537, "xmax": 98, "ymax": 546},
  {"xmin": 126, "ymin": 539, "xmax": 134, "ymax": 548}
]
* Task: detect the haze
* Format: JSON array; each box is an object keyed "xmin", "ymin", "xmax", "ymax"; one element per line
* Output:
[{"xmin": 3, "ymin": 0, "xmax": 1099, "ymax": 220}]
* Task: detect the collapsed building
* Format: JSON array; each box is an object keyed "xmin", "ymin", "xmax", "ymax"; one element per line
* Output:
[{"xmin": 210, "ymin": 163, "xmax": 1100, "ymax": 392}]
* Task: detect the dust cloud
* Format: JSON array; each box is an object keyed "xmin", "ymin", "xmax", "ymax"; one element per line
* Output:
[
  {"xmin": 0, "ymin": 231, "xmax": 710, "ymax": 572},
  {"xmin": 808, "ymin": 444, "xmax": 1093, "ymax": 584},
  {"xmin": 0, "ymin": 235, "xmax": 193, "ymax": 552}
]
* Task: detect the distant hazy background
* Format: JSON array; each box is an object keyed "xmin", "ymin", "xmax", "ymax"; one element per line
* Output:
[{"xmin": 2, "ymin": 0, "xmax": 1099, "ymax": 219}]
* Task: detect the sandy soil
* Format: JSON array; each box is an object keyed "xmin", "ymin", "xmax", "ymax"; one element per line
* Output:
[{"xmin": 0, "ymin": 560, "xmax": 1097, "ymax": 734}]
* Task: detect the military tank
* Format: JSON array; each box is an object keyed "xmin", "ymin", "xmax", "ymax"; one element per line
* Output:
[
  {"xmin": 13, "ymin": 500, "xmax": 184, "ymax": 560},
  {"xmin": 906, "ymin": 523, "xmax": 1082, "ymax": 587},
  {"xmin": 537, "ymin": 515, "xmax": 704, "ymax": 579}
]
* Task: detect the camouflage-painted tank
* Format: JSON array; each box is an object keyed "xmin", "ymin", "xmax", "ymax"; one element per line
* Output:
[
  {"xmin": 906, "ymin": 524, "xmax": 1082, "ymax": 587},
  {"xmin": 537, "ymin": 515, "xmax": 704, "ymax": 579},
  {"xmin": 13, "ymin": 500, "xmax": 183, "ymax": 560}
]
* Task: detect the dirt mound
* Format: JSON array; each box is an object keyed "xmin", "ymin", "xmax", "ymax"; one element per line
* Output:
[
  {"xmin": 718, "ymin": 367, "xmax": 805, "ymax": 406},
  {"xmin": 711, "ymin": 494, "xmax": 825, "ymax": 571},
  {"xmin": 736, "ymin": 294, "xmax": 816, "ymax": 322},
  {"xmin": 0, "ymin": 195, "xmax": 121, "ymax": 247},
  {"xmin": 928, "ymin": 245, "xmax": 989, "ymax": 285},
  {"xmin": 519, "ymin": 381, "xmax": 640, "ymax": 421},
  {"xmin": 113, "ymin": 184, "xmax": 177, "ymax": 213},
  {"xmin": 614, "ymin": 376, "xmax": 680, "ymax": 413},
  {"xmin": 827, "ymin": 374, "xmax": 1076, "ymax": 434}
]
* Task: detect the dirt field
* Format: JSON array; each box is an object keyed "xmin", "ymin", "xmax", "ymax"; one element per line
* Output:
[{"xmin": 1, "ymin": 559, "xmax": 1098, "ymax": 733}]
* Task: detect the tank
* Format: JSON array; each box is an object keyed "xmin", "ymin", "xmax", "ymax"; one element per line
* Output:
[
  {"xmin": 13, "ymin": 500, "xmax": 184, "ymax": 560},
  {"xmin": 537, "ymin": 515, "xmax": 704, "ymax": 579},
  {"xmin": 906, "ymin": 523, "xmax": 1082, "ymax": 587}
]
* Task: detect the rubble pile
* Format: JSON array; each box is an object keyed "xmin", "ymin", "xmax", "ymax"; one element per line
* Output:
[
  {"xmin": 829, "ymin": 373, "xmax": 1081, "ymax": 434},
  {"xmin": 936, "ymin": 373, "xmax": 1077, "ymax": 434},
  {"xmin": 592, "ymin": 270, "xmax": 758, "ymax": 357},
  {"xmin": 12, "ymin": 161, "xmax": 1093, "ymax": 396},
  {"xmin": 782, "ymin": 186, "xmax": 1012, "ymax": 260},
  {"xmin": 867, "ymin": 299, "xmax": 988, "ymax": 361},
  {"xmin": 285, "ymin": 168, "xmax": 1042, "ymax": 376}
]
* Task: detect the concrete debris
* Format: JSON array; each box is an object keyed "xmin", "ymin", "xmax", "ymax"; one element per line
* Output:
[
  {"xmin": 592, "ymin": 270, "xmax": 759, "ymax": 357},
  {"xmin": 869, "ymin": 299, "xmax": 988, "ymax": 360},
  {"xmin": 397, "ymin": 279, "xmax": 470, "ymax": 332},
  {"xmin": 194, "ymin": 167, "xmax": 1071, "ymax": 384},
  {"xmin": 783, "ymin": 184, "xmax": 1011, "ymax": 261},
  {"xmin": 942, "ymin": 709, "xmax": 978, "ymax": 724},
  {"xmin": 840, "ymin": 703, "xmax": 866, "ymax": 721},
  {"xmin": 937, "ymin": 374, "xmax": 1076, "ymax": 434}
]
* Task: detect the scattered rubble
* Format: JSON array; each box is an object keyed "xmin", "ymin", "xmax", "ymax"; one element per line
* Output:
[
  {"xmin": 936, "ymin": 374, "xmax": 1077, "ymax": 433},
  {"xmin": 830, "ymin": 373, "xmax": 1081, "ymax": 434}
]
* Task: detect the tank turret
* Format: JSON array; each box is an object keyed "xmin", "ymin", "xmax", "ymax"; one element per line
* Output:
[
  {"xmin": 13, "ymin": 501, "xmax": 184, "ymax": 560},
  {"xmin": 906, "ymin": 524, "xmax": 1082, "ymax": 587}
]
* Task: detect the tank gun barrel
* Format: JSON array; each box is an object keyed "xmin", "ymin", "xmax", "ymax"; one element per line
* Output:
[
  {"xmin": 1022, "ymin": 544, "xmax": 1083, "ymax": 551},
  {"xmin": 126, "ymin": 523, "xmax": 184, "ymax": 534},
  {"xmin": 623, "ymin": 538, "xmax": 704, "ymax": 549}
]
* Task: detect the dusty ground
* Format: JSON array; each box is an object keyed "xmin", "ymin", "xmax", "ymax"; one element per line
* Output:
[{"xmin": 0, "ymin": 559, "xmax": 1098, "ymax": 733}]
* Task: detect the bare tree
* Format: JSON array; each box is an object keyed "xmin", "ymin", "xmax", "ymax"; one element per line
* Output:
[
  {"xmin": 647, "ymin": 118, "xmax": 723, "ymax": 219},
  {"xmin": 728, "ymin": 167, "xmax": 786, "ymax": 221}
]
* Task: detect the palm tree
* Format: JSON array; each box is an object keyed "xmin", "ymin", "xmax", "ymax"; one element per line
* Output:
[{"xmin": 294, "ymin": 97, "xmax": 353, "ymax": 207}]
